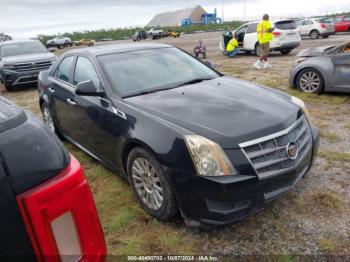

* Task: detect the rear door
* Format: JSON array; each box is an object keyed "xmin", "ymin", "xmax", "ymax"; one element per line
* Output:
[
  {"xmin": 300, "ymin": 20, "xmax": 313, "ymax": 35},
  {"xmin": 49, "ymin": 55, "xmax": 82, "ymax": 139},
  {"xmin": 244, "ymin": 23, "xmax": 258, "ymax": 50},
  {"xmin": 332, "ymin": 54, "xmax": 350, "ymax": 90}
]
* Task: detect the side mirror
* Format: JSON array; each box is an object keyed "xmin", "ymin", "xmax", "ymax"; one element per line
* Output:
[
  {"xmin": 76, "ymin": 80, "xmax": 105, "ymax": 96},
  {"xmin": 204, "ymin": 60, "xmax": 216, "ymax": 69}
]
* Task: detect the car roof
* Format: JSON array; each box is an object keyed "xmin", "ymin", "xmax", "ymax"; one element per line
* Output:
[
  {"xmin": 0, "ymin": 39, "xmax": 41, "ymax": 46},
  {"xmin": 65, "ymin": 43, "xmax": 173, "ymax": 56}
]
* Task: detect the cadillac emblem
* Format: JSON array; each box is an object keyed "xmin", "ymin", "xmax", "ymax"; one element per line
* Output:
[{"xmin": 286, "ymin": 142, "xmax": 298, "ymax": 160}]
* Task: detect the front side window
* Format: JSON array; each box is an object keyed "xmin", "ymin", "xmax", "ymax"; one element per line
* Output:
[
  {"xmin": 57, "ymin": 56, "xmax": 75, "ymax": 83},
  {"xmin": 74, "ymin": 57, "xmax": 101, "ymax": 88},
  {"xmin": 98, "ymin": 47, "xmax": 219, "ymax": 97}
]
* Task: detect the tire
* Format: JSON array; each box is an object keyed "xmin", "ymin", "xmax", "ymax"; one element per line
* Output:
[
  {"xmin": 4, "ymin": 83, "xmax": 14, "ymax": 92},
  {"xmin": 280, "ymin": 49, "xmax": 292, "ymax": 55},
  {"xmin": 255, "ymin": 43, "xmax": 262, "ymax": 57},
  {"xmin": 322, "ymin": 34, "xmax": 329, "ymax": 39},
  {"xmin": 310, "ymin": 30, "xmax": 320, "ymax": 40},
  {"xmin": 41, "ymin": 102, "xmax": 62, "ymax": 137},
  {"xmin": 127, "ymin": 147, "xmax": 178, "ymax": 221},
  {"xmin": 296, "ymin": 68, "xmax": 324, "ymax": 94}
]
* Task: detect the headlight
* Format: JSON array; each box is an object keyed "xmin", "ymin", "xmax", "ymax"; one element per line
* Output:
[
  {"xmin": 184, "ymin": 135, "xmax": 237, "ymax": 176},
  {"xmin": 291, "ymin": 96, "xmax": 311, "ymax": 120},
  {"xmin": 3, "ymin": 63, "xmax": 16, "ymax": 70},
  {"xmin": 295, "ymin": 58, "xmax": 307, "ymax": 65}
]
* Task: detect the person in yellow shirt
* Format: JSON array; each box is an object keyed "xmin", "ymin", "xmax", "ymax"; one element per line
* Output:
[
  {"xmin": 253, "ymin": 14, "xmax": 275, "ymax": 70},
  {"xmin": 226, "ymin": 34, "xmax": 240, "ymax": 58}
]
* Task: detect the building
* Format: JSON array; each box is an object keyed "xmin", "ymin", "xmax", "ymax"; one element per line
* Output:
[{"xmin": 147, "ymin": 5, "xmax": 208, "ymax": 27}]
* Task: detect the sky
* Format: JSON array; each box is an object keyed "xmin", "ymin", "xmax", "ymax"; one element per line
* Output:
[{"xmin": 1, "ymin": 0, "xmax": 349, "ymax": 38}]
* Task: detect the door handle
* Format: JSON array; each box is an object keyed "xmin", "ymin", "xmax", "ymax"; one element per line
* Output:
[
  {"xmin": 66, "ymin": 98, "xmax": 76, "ymax": 106},
  {"xmin": 48, "ymin": 87, "xmax": 55, "ymax": 93}
]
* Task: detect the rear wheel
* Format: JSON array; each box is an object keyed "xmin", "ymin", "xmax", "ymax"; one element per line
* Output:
[
  {"xmin": 296, "ymin": 68, "xmax": 324, "ymax": 94},
  {"xmin": 255, "ymin": 43, "xmax": 263, "ymax": 57},
  {"xmin": 310, "ymin": 30, "xmax": 320, "ymax": 40},
  {"xmin": 42, "ymin": 102, "xmax": 62, "ymax": 137},
  {"xmin": 127, "ymin": 147, "xmax": 178, "ymax": 221}
]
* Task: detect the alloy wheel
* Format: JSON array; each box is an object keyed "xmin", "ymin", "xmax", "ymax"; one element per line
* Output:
[
  {"xmin": 43, "ymin": 107, "xmax": 55, "ymax": 133},
  {"xmin": 299, "ymin": 71, "xmax": 321, "ymax": 93},
  {"xmin": 131, "ymin": 157, "xmax": 163, "ymax": 210}
]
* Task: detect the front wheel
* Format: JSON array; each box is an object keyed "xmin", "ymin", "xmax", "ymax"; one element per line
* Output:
[
  {"xmin": 296, "ymin": 68, "xmax": 324, "ymax": 94},
  {"xmin": 280, "ymin": 49, "xmax": 292, "ymax": 55},
  {"xmin": 127, "ymin": 147, "xmax": 178, "ymax": 221}
]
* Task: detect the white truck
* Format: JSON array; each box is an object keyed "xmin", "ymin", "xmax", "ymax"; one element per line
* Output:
[{"xmin": 147, "ymin": 28, "xmax": 165, "ymax": 40}]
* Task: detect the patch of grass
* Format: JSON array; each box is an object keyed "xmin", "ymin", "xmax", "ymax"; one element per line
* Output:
[
  {"xmin": 285, "ymin": 89, "xmax": 350, "ymax": 105},
  {"xmin": 344, "ymin": 123, "xmax": 350, "ymax": 129},
  {"xmin": 109, "ymin": 206, "xmax": 138, "ymax": 231},
  {"xmin": 318, "ymin": 150, "xmax": 350, "ymax": 162},
  {"xmin": 320, "ymin": 130, "xmax": 341, "ymax": 143},
  {"xmin": 259, "ymin": 79, "xmax": 284, "ymax": 89},
  {"xmin": 312, "ymin": 192, "xmax": 343, "ymax": 209},
  {"xmin": 293, "ymin": 196, "xmax": 305, "ymax": 209},
  {"xmin": 319, "ymin": 239, "xmax": 338, "ymax": 253}
]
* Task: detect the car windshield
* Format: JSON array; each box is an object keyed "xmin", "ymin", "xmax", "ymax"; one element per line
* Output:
[
  {"xmin": 0, "ymin": 42, "xmax": 47, "ymax": 57},
  {"xmin": 98, "ymin": 47, "xmax": 220, "ymax": 98}
]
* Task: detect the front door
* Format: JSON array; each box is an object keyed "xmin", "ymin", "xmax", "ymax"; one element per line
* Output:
[
  {"xmin": 71, "ymin": 56, "xmax": 126, "ymax": 170},
  {"xmin": 332, "ymin": 54, "xmax": 350, "ymax": 90}
]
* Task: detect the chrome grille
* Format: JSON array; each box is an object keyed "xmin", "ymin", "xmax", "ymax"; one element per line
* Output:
[
  {"xmin": 13, "ymin": 60, "xmax": 53, "ymax": 72},
  {"xmin": 240, "ymin": 116, "xmax": 313, "ymax": 179}
]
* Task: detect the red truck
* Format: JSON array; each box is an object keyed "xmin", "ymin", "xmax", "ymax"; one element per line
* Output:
[{"xmin": 334, "ymin": 16, "xmax": 350, "ymax": 33}]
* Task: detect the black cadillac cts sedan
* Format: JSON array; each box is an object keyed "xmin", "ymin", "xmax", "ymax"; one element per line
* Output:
[{"xmin": 38, "ymin": 43, "xmax": 320, "ymax": 226}]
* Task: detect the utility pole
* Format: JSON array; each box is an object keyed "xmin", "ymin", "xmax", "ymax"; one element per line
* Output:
[
  {"xmin": 222, "ymin": 0, "xmax": 224, "ymax": 24},
  {"xmin": 244, "ymin": 0, "xmax": 246, "ymax": 21}
]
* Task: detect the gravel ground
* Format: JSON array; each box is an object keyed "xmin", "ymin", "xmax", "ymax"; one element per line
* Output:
[{"xmin": 1, "ymin": 32, "xmax": 350, "ymax": 257}]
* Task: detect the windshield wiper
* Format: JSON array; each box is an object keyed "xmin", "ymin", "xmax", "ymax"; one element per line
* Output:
[
  {"xmin": 176, "ymin": 77, "xmax": 215, "ymax": 87},
  {"xmin": 123, "ymin": 77, "xmax": 215, "ymax": 98}
]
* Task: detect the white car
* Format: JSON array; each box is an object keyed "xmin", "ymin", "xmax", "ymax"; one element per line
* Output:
[
  {"xmin": 46, "ymin": 36, "xmax": 73, "ymax": 48},
  {"xmin": 219, "ymin": 19, "xmax": 301, "ymax": 56},
  {"xmin": 296, "ymin": 18, "xmax": 335, "ymax": 39}
]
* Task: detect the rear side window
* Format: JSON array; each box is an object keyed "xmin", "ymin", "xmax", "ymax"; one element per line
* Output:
[
  {"xmin": 315, "ymin": 18, "xmax": 333, "ymax": 23},
  {"xmin": 246, "ymin": 23, "xmax": 258, "ymax": 33},
  {"xmin": 74, "ymin": 57, "xmax": 101, "ymax": 88},
  {"xmin": 303, "ymin": 20, "xmax": 313, "ymax": 25},
  {"xmin": 275, "ymin": 20, "xmax": 297, "ymax": 30},
  {"xmin": 57, "ymin": 56, "xmax": 74, "ymax": 83}
]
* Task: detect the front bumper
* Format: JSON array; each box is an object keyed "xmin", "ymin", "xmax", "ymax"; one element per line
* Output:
[
  {"xmin": 168, "ymin": 126, "xmax": 320, "ymax": 226},
  {"xmin": 0, "ymin": 68, "xmax": 41, "ymax": 87}
]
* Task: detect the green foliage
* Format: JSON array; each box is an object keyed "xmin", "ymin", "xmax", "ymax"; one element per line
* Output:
[{"xmin": 37, "ymin": 21, "xmax": 243, "ymax": 44}]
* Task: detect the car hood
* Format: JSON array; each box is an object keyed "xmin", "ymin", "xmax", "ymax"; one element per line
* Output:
[
  {"xmin": 124, "ymin": 76, "xmax": 301, "ymax": 148},
  {"xmin": 297, "ymin": 45, "xmax": 335, "ymax": 57},
  {"xmin": 1, "ymin": 52, "xmax": 55, "ymax": 64}
]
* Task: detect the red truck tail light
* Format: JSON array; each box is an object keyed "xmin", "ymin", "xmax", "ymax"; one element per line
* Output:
[
  {"xmin": 16, "ymin": 155, "xmax": 106, "ymax": 262},
  {"xmin": 273, "ymin": 31, "xmax": 281, "ymax": 37},
  {"xmin": 320, "ymin": 23, "xmax": 326, "ymax": 28}
]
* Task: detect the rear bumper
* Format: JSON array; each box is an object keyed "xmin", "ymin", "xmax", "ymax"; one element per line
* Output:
[
  {"xmin": 271, "ymin": 41, "xmax": 300, "ymax": 51},
  {"xmin": 168, "ymin": 126, "xmax": 319, "ymax": 226},
  {"xmin": 0, "ymin": 69, "xmax": 41, "ymax": 87}
]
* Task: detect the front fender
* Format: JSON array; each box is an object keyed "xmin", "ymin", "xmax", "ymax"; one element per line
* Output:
[{"xmin": 291, "ymin": 57, "xmax": 333, "ymax": 90}]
